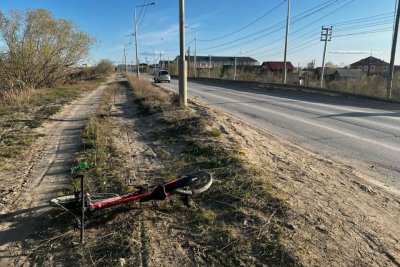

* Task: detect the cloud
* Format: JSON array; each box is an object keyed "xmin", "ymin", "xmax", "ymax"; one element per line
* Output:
[{"xmin": 328, "ymin": 50, "xmax": 379, "ymax": 55}]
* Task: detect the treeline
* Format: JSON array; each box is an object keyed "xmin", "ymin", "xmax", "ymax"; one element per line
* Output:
[{"xmin": 0, "ymin": 9, "xmax": 113, "ymax": 98}]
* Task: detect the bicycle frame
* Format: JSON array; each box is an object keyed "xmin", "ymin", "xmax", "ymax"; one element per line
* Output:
[{"xmin": 50, "ymin": 172, "xmax": 213, "ymax": 211}]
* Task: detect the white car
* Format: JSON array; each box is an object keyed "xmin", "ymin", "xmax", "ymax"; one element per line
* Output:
[{"xmin": 154, "ymin": 70, "xmax": 171, "ymax": 83}]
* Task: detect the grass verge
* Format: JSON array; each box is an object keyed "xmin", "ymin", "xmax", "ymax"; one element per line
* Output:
[
  {"xmin": 29, "ymin": 77, "xmax": 299, "ymax": 266},
  {"xmin": 125, "ymin": 76, "xmax": 299, "ymax": 266}
]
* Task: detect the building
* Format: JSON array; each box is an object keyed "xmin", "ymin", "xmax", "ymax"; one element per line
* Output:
[
  {"xmin": 327, "ymin": 69, "xmax": 365, "ymax": 81},
  {"xmin": 350, "ymin": 56, "xmax": 389, "ymax": 76},
  {"xmin": 174, "ymin": 56, "xmax": 258, "ymax": 68},
  {"xmin": 261, "ymin": 61, "xmax": 294, "ymax": 73}
]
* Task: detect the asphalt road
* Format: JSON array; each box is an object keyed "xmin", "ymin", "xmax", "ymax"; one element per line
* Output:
[{"xmin": 151, "ymin": 76, "xmax": 400, "ymax": 192}]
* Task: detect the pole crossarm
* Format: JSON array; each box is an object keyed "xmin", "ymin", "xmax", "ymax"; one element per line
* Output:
[{"xmin": 320, "ymin": 26, "xmax": 333, "ymax": 88}]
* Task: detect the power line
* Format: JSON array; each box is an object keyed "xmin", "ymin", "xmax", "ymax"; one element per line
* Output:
[
  {"xmin": 206, "ymin": 0, "xmax": 353, "ymax": 57},
  {"xmin": 198, "ymin": 0, "xmax": 286, "ymax": 42},
  {"xmin": 198, "ymin": 0, "xmax": 351, "ymax": 53},
  {"xmin": 139, "ymin": 0, "xmax": 151, "ymax": 29},
  {"xmin": 334, "ymin": 27, "xmax": 393, "ymax": 37}
]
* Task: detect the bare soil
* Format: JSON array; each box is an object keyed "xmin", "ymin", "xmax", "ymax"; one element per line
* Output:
[{"xmin": 202, "ymin": 103, "xmax": 400, "ymax": 266}]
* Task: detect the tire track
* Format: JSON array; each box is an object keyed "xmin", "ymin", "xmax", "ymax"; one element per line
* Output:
[{"xmin": 0, "ymin": 77, "xmax": 113, "ymax": 265}]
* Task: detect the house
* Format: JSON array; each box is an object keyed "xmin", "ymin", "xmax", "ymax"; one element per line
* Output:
[
  {"xmin": 327, "ymin": 69, "xmax": 365, "ymax": 81},
  {"xmin": 174, "ymin": 56, "xmax": 258, "ymax": 68},
  {"xmin": 314, "ymin": 67, "xmax": 336, "ymax": 81},
  {"xmin": 350, "ymin": 56, "xmax": 389, "ymax": 76},
  {"xmin": 261, "ymin": 61, "xmax": 294, "ymax": 73}
]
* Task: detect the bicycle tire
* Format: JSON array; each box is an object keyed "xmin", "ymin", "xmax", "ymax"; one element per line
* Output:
[
  {"xmin": 50, "ymin": 193, "xmax": 119, "ymax": 207},
  {"xmin": 173, "ymin": 171, "xmax": 213, "ymax": 195}
]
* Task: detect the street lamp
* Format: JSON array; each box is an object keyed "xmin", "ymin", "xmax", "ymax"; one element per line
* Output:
[
  {"xmin": 134, "ymin": 2, "xmax": 156, "ymax": 79},
  {"xmin": 124, "ymin": 42, "xmax": 132, "ymax": 74},
  {"xmin": 185, "ymin": 25, "xmax": 198, "ymax": 78},
  {"xmin": 160, "ymin": 38, "xmax": 170, "ymax": 73}
]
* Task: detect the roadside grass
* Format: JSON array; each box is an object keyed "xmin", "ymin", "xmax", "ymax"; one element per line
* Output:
[
  {"xmin": 125, "ymin": 77, "xmax": 299, "ymax": 266},
  {"xmin": 29, "ymin": 77, "xmax": 299, "ymax": 266},
  {"xmin": 0, "ymin": 78, "xmax": 104, "ymax": 169}
]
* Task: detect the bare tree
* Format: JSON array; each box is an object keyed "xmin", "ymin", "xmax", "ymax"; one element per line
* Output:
[{"xmin": 0, "ymin": 9, "xmax": 94, "ymax": 92}]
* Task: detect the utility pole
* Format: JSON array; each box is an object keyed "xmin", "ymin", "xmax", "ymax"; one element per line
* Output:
[
  {"xmin": 187, "ymin": 46, "xmax": 191, "ymax": 76},
  {"xmin": 134, "ymin": 9, "xmax": 140, "ymax": 78},
  {"xmin": 320, "ymin": 26, "xmax": 332, "ymax": 88},
  {"xmin": 124, "ymin": 47, "xmax": 127, "ymax": 74},
  {"xmin": 283, "ymin": 0, "xmax": 291, "ymax": 84},
  {"xmin": 179, "ymin": 0, "xmax": 188, "ymax": 107},
  {"xmin": 234, "ymin": 58, "xmax": 237, "ymax": 80},
  {"xmin": 209, "ymin": 55, "xmax": 212, "ymax": 78},
  {"xmin": 194, "ymin": 32, "xmax": 197, "ymax": 78},
  {"xmin": 159, "ymin": 51, "xmax": 162, "ymax": 68},
  {"xmin": 167, "ymin": 49, "xmax": 170, "ymax": 73},
  {"xmin": 388, "ymin": 0, "xmax": 400, "ymax": 98},
  {"xmin": 134, "ymin": 2, "xmax": 156, "ymax": 79}
]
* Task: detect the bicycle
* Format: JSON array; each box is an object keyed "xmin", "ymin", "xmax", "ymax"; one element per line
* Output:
[{"xmin": 50, "ymin": 171, "xmax": 213, "ymax": 212}]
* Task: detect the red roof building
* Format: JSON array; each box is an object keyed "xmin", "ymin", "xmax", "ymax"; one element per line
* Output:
[{"xmin": 262, "ymin": 61, "xmax": 294, "ymax": 73}]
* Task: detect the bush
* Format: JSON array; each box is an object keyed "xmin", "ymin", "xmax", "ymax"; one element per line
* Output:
[
  {"xmin": 0, "ymin": 9, "xmax": 94, "ymax": 93},
  {"xmin": 94, "ymin": 59, "xmax": 114, "ymax": 75}
]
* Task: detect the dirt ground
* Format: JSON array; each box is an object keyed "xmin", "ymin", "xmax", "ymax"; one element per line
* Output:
[
  {"xmin": 0, "ymin": 75, "xmax": 399, "ymax": 266},
  {"xmin": 201, "ymin": 103, "xmax": 400, "ymax": 266},
  {"xmin": 0, "ymin": 77, "xmax": 112, "ymax": 265}
]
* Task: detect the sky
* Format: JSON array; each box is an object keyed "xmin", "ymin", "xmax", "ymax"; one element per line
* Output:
[{"xmin": 1, "ymin": 0, "xmax": 398, "ymax": 67}]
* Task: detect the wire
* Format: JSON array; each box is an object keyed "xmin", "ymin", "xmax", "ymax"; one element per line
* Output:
[
  {"xmin": 334, "ymin": 27, "xmax": 393, "ymax": 37},
  {"xmin": 136, "ymin": 0, "xmax": 147, "ymax": 23},
  {"xmin": 197, "ymin": 0, "xmax": 286, "ymax": 42},
  {"xmin": 139, "ymin": 0, "xmax": 151, "ymax": 29},
  {"xmin": 202, "ymin": 0, "xmax": 354, "ymax": 57},
  {"xmin": 198, "ymin": 0, "xmax": 351, "ymax": 52}
]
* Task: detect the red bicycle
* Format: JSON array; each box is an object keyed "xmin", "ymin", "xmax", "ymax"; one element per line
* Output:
[{"xmin": 50, "ymin": 171, "xmax": 213, "ymax": 212}]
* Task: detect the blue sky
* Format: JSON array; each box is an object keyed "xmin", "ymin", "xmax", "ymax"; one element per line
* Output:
[{"xmin": 1, "ymin": 0, "xmax": 398, "ymax": 67}]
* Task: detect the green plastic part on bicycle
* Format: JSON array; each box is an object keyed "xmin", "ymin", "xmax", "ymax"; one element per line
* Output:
[{"xmin": 71, "ymin": 162, "xmax": 90, "ymax": 174}]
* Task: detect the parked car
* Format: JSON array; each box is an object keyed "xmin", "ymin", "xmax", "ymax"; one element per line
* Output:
[{"xmin": 154, "ymin": 70, "xmax": 171, "ymax": 83}]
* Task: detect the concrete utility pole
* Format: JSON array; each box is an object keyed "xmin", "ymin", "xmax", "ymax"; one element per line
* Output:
[
  {"xmin": 209, "ymin": 55, "xmax": 212, "ymax": 78},
  {"xmin": 134, "ymin": 2, "xmax": 156, "ymax": 79},
  {"xmin": 179, "ymin": 0, "xmax": 188, "ymax": 107},
  {"xmin": 134, "ymin": 9, "xmax": 140, "ymax": 78},
  {"xmin": 283, "ymin": 0, "xmax": 291, "ymax": 84},
  {"xmin": 187, "ymin": 46, "xmax": 191, "ymax": 76},
  {"xmin": 388, "ymin": 0, "xmax": 400, "ymax": 98},
  {"xmin": 185, "ymin": 26, "xmax": 198, "ymax": 77},
  {"xmin": 194, "ymin": 32, "xmax": 197, "ymax": 78},
  {"xmin": 124, "ymin": 47, "xmax": 127, "ymax": 73},
  {"xmin": 234, "ymin": 58, "xmax": 237, "ymax": 80},
  {"xmin": 320, "ymin": 26, "xmax": 332, "ymax": 88}
]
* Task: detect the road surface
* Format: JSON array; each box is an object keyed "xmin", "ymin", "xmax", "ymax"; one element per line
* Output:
[{"xmin": 153, "ymin": 76, "xmax": 400, "ymax": 192}]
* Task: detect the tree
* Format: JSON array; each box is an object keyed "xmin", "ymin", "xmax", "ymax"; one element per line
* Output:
[{"xmin": 0, "ymin": 9, "xmax": 94, "ymax": 91}]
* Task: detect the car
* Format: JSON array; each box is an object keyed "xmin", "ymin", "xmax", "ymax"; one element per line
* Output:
[{"xmin": 154, "ymin": 70, "xmax": 171, "ymax": 83}]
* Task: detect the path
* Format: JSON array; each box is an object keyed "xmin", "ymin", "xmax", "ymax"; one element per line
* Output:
[{"xmin": 0, "ymin": 77, "xmax": 113, "ymax": 265}]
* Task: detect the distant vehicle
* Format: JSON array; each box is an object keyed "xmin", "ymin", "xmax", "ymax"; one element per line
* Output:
[{"xmin": 154, "ymin": 70, "xmax": 171, "ymax": 83}]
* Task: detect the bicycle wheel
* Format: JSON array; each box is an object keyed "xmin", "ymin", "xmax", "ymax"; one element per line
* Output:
[
  {"xmin": 50, "ymin": 193, "xmax": 119, "ymax": 208},
  {"xmin": 173, "ymin": 171, "xmax": 213, "ymax": 195}
]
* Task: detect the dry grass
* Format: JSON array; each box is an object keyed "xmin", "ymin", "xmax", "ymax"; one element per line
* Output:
[
  {"xmin": 123, "ymin": 78, "xmax": 299, "ymax": 265},
  {"xmin": 28, "ymin": 78, "xmax": 299, "ymax": 266},
  {"xmin": 0, "ymin": 79, "xmax": 103, "ymax": 169}
]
